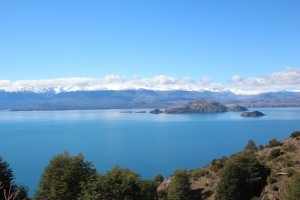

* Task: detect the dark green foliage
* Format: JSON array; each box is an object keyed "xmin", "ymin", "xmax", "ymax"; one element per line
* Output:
[
  {"xmin": 79, "ymin": 166, "xmax": 142, "ymax": 200},
  {"xmin": 0, "ymin": 157, "xmax": 29, "ymax": 200},
  {"xmin": 244, "ymin": 140, "xmax": 258, "ymax": 151},
  {"xmin": 211, "ymin": 156, "xmax": 229, "ymax": 172},
  {"xmin": 268, "ymin": 138, "xmax": 282, "ymax": 148},
  {"xmin": 0, "ymin": 157, "xmax": 15, "ymax": 199},
  {"xmin": 35, "ymin": 152, "xmax": 96, "ymax": 200},
  {"xmin": 285, "ymin": 173, "xmax": 300, "ymax": 200},
  {"xmin": 140, "ymin": 179, "xmax": 158, "ymax": 200},
  {"xmin": 270, "ymin": 149, "xmax": 281, "ymax": 159},
  {"xmin": 258, "ymin": 145, "xmax": 264, "ymax": 150},
  {"xmin": 167, "ymin": 169, "xmax": 192, "ymax": 200},
  {"xmin": 290, "ymin": 131, "xmax": 300, "ymax": 138},
  {"xmin": 158, "ymin": 189, "xmax": 167, "ymax": 200},
  {"xmin": 154, "ymin": 174, "xmax": 164, "ymax": 185},
  {"xmin": 215, "ymin": 152, "xmax": 269, "ymax": 200},
  {"xmin": 15, "ymin": 185, "xmax": 30, "ymax": 200}
]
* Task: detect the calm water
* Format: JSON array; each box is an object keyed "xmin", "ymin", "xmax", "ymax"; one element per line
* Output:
[{"xmin": 0, "ymin": 108, "xmax": 300, "ymax": 194}]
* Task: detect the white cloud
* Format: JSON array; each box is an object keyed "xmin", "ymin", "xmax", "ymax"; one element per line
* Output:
[
  {"xmin": 0, "ymin": 67, "xmax": 299, "ymax": 94},
  {"xmin": 226, "ymin": 67, "xmax": 300, "ymax": 93},
  {"xmin": 231, "ymin": 75, "xmax": 242, "ymax": 82}
]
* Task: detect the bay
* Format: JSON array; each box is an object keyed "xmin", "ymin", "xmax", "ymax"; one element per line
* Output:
[{"xmin": 0, "ymin": 107, "xmax": 300, "ymax": 194}]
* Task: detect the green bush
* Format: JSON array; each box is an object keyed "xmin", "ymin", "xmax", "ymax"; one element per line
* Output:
[
  {"xmin": 290, "ymin": 131, "xmax": 300, "ymax": 138},
  {"xmin": 268, "ymin": 138, "xmax": 282, "ymax": 148},
  {"xmin": 35, "ymin": 152, "xmax": 96, "ymax": 200},
  {"xmin": 244, "ymin": 140, "xmax": 258, "ymax": 151},
  {"xmin": 215, "ymin": 152, "xmax": 269, "ymax": 200},
  {"xmin": 211, "ymin": 156, "xmax": 229, "ymax": 172},
  {"xmin": 167, "ymin": 169, "xmax": 192, "ymax": 200}
]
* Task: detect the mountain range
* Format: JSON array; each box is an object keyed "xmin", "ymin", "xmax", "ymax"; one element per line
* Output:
[{"xmin": 0, "ymin": 90, "xmax": 300, "ymax": 111}]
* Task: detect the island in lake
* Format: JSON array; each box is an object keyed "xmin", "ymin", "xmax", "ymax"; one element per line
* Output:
[{"xmin": 150, "ymin": 100, "xmax": 248, "ymax": 114}]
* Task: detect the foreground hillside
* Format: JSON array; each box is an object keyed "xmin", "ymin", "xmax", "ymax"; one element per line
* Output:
[
  {"xmin": 1, "ymin": 131, "xmax": 299, "ymax": 200},
  {"xmin": 158, "ymin": 131, "xmax": 300, "ymax": 200}
]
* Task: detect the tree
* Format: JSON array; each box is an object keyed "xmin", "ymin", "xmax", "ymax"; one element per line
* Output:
[
  {"xmin": 167, "ymin": 169, "xmax": 192, "ymax": 200},
  {"xmin": 285, "ymin": 172, "xmax": 300, "ymax": 200},
  {"xmin": 35, "ymin": 152, "xmax": 96, "ymax": 200},
  {"xmin": 0, "ymin": 157, "xmax": 29, "ymax": 200},
  {"xmin": 215, "ymin": 152, "xmax": 269, "ymax": 200},
  {"xmin": 244, "ymin": 140, "xmax": 258, "ymax": 151},
  {"xmin": 79, "ymin": 166, "xmax": 141, "ymax": 200},
  {"xmin": 0, "ymin": 157, "xmax": 15, "ymax": 199}
]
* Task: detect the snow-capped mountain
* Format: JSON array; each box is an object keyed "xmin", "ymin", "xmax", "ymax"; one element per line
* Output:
[{"xmin": 0, "ymin": 89, "xmax": 299, "ymax": 111}]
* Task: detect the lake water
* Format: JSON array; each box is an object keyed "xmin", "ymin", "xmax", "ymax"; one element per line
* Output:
[{"xmin": 0, "ymin": 108, "xmax": 300, "ymax": 195}]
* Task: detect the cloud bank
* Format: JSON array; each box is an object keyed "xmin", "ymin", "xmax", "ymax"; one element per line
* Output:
[{"xmin": 0, "ymin": 67, "xmax": 299, "ymax": 94}]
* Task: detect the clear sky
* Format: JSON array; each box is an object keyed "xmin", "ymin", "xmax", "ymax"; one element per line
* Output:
[{"xmin": 0, "ymin": 0, "xmax": 299, "ymax": 93}]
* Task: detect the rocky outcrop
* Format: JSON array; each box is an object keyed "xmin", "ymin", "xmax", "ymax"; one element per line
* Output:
[
  {"xmin": 165, "ymin": 100, "xmax": 228, "ymax": 114},
  {"xmin": 226, "ymin": 104, "xmax": 248, "ymax": 112},
  {"xmin": 149, "ymin": 109, "xmax": 164, "ymax": 114},
  {"xmin": 241, "ymin": 111, "xmax": 265, "ymax": 117}
]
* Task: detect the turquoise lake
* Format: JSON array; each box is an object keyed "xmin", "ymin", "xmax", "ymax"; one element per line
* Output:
[{"xmin": 0, "ymin": 108, "xmax": 300, "ymax": 194}]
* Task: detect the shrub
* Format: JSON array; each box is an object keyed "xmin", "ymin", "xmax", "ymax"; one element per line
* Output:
[
  {"xmin": 270, "ymin": 148, "xmax": 281, "ymax": 159},
  {"xmin": 154, "ymin": 174, "xmax": 164, "ymax": 185},
  {"xmin": 283, "ymin": 156, "xmax": 294, "ymax": 167},
  {"xmin": 167, "ymin": 169, "xmax": 192, "ymax": 200},
  {"xmin": 211, "ymin": 156, "xmax": 228, "ymax": 172},
  {"xmin": 290, "ymin": 131, "xmax": 300, "ymax": 138},
  {"xmin": 258, "ymin": 145, "xmax": 264, "ymax": 150},
  {"xmin": 215, "ymin": 152, "xmax": 269, "ymax": 200},
  {"xmin": 268, "ymin": 138, "xmax": 282, "ymax": 147},
  {"xmin": 244, "ymin": 140, "xmax": 258, "ymax": 151}
]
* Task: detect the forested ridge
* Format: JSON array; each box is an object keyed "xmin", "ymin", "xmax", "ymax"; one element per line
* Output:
[{"xmin": 1, "ymin": 131, "xmax": 300, "ymax": 200}]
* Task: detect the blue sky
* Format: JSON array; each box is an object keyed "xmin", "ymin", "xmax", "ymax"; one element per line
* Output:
[{"xmin": 0, "ymin": 0, "xmax": 299, "ymax": 93}]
